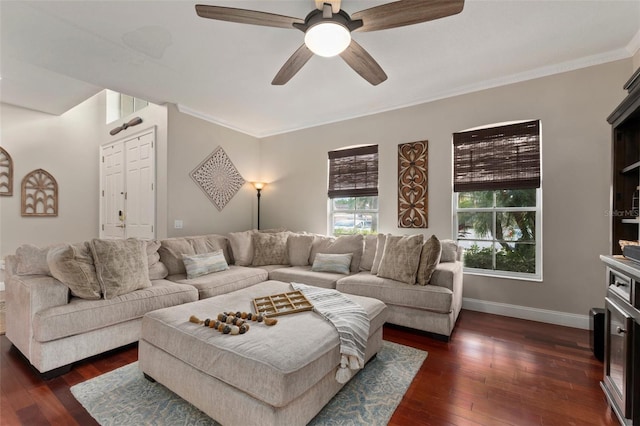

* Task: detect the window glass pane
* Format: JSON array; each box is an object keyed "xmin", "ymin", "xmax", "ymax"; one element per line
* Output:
[
  {"xmin": 458, "ymin": 240, "xmax": 494, "ymax": 270},
  {"xmin": 495, "ymin": 189, "xmax": 536, "ymax": 207},
  {"xmin": 457, "ymin": 191, "xmax": 494, "ymax": 208},
  {"xmin": 496, "ymin": 211, "xmax": 536, "ymax": 241},
  {"xmin": 356, "ymin": 196, "xmax": 378, "ymax": 210},
  {"xmin": 496, "ymin": 242, "xmax": 536, "ymax": 273},
  {"xmin": 333, "ymin": 197, "xmax": 355, "ymax": 210},
  {"xmin": 457, "ymin": 212, "xmax": 494, "ymax": 240}
]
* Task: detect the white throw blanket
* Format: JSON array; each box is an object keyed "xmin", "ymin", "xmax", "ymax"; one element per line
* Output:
[{"xmin": 291, "ymin": 282, "xmax": 370, "ymax": 383}]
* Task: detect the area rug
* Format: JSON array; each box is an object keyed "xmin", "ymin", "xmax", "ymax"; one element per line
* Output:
[{"xmin": 71, "ymin": 341, "xmax": 426, "ymax": 425}]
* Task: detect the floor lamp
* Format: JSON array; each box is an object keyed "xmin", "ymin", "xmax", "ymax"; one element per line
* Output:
[{"xmin": 253, "ymin": 182, "xmax": 265, "ymax": 230}]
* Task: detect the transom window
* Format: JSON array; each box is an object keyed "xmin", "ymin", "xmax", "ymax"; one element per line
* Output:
[{"xmin": 453, "ymin": 121, "xmax": 542, "ymax": 280}]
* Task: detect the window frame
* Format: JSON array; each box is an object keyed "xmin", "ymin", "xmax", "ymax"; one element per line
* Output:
[
  {"xmin": 453, "ymin": 189, "xmax": 542, "ymax": 281},
  {"xmin": 329, "ymin": 196, "xmax": 379, "ymax": 236}
]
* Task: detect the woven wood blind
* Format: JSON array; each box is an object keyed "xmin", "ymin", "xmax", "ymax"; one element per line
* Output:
[
  {"xmin": 453, "ymin": 120, "xmax": 540, "ymax": 192},
  {"xmin": 328, "ymin": 145, "xmax": 378, "ymax": 198}
]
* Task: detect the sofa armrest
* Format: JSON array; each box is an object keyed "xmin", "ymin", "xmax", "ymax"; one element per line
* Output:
[
  {"xmin": 4, "ymin": 254, "xmax": 17, "ymax": 282},
  {"xmin": 6, "ymin": 274, "xmax": 69, "ymax": 361},
  {"xmin": 430, "ymin": 261, "xmax": 463, "ymax": 292}
]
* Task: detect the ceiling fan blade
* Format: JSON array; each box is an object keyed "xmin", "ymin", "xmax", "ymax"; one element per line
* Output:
[
  {"xmin": 352, "ymin": 0, "xmax": 464, "ymax": 32},
  {"xmin": 339, "ymin": 40, "xmax": 387, "ymax": 86},
  {"xmin": 272, "ymin": 45, "xmax": 314, "ymax": 85},
  {"xmin": 195, "ymin": 5, "xmax": 303, "ymax": 29}
]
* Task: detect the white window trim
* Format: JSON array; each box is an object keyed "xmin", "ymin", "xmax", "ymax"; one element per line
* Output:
[
  {"xmin": 328, "ymin": 196, "xmax": 379, "ymax": 236},
  {"xmin": 453, "ymin": 188, "xmax": 543, "ymax": 282}
]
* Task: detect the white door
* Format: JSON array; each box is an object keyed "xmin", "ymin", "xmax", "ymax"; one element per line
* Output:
[
  {"xmin": 100, "ymin": 127, "xmax": 156, "ymax": 239},
  {"xmin": 125, "ymin": 131, "xmax": 155, "ymax": 239},
  {"xmin": 101, "ymin": 143, "xmax": 126, "ymax": 239}
]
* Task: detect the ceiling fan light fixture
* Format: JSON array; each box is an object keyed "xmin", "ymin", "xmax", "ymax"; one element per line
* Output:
[{"xmin": 304, "ymin": 22, "xmax": 351, "ymax": 57}]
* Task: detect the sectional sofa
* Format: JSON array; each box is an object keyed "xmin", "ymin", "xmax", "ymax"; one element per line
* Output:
[{"xmin": 4, "ymin": 230, "xmax": 463, "ymax": 376}]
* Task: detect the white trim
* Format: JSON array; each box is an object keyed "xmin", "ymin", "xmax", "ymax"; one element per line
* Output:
[
  {"xmin": 463, "ymin": 297, "xmax": 590, "ymax": 330},
  {"xmin": 176, "ymin": 105, "xmax": 262, "ymax": 139},
  {"xmin": 626, "ymin": 29, "xmax": 640, "ymax": 57}
]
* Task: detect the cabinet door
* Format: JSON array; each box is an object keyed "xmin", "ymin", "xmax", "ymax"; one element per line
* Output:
[{"xmin": 604, "ymin": 296, "xmax": 634, "ymax": 418}]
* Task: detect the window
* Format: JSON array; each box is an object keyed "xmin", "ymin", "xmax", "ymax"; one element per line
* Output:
[
  {"xmin": 328, "ymin": 145, "xmax": 378, "ymax": 236},
  {"xmin": 106, "ymin": 89, "xmax": 149, "ymax": 124},
  {"xmin": 453, "ymin": 121, "xmax": 542, "ymax": 280}
]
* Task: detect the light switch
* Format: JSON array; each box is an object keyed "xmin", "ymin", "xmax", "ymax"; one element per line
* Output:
[{"xmin": 174, "ymin": 220, "xmax": 183, "ymax": 229}]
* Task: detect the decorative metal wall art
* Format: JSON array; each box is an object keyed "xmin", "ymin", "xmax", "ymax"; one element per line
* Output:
[
  {"xmin": 110, "ymin": 116, "xmax": 143, "ymax": 136},
  {"xmin": 190, "ymin": 146, "xmax": 245, "ymax": 211},
  {"xmin": 0, "ymin": 147, "xmax": 13, "ymax": 196},
  {"xmin": 398, "ymin": 140, "xmax": 428, "ymax": 228},
  {"xmin": 21, "ymin": 168, "xmax": 58, "ymax": 216}
]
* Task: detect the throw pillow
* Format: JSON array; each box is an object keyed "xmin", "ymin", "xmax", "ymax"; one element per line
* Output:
[
  {"xmin": 377, "ymin": 234, "xmax": 424, "ymax": 285},
  {"xmin": 146, "ymin": 240, "xmax": 169, "ymax": 280},
  {"xmin": 252, "ymin": 231, "xmax": 289, "ymax": 266},
  {"xmin": 370, "ymin": 233, "xmax": 387, "ymax": 275},
  {"xmin": 309, "ymin": 234, "xmax": 364, "ymax": 272},
  {"xmin": 228, "ymin": 230, "xmax": 256, "ymax": 266},
  {"xmin": 16, "ymin": 243, "xmax": 60, "ymax": 276},
  {"xmin": 287, "ymin": 233, "xmax": 314, "ymax": 266},
  {"xmin": 189, "ymin": 234, "xmax": 233, "ymax": 264},
  {"xmin": 90, "ymin": 238, "xmax": 151, "ymax": 299},
  {"xmin": 311, "ymin": 253, "xmax": 353, "ymax": 275},
  {"xmin": 182, "ymin": 250, "xmax": 229, "ymax": 279},
  {"xmin": 440, "ymin": 239, "xmax": 459, "ymax": 262},
  {"xmin": 359, "ymin": 234, "xmax": 378, "ymax": 271},
  {"xmin": 416, "ymin": 235, "xmax": 442, "ymax": 286},
  {"xmin": 47, "ymin": 242, "xmax": 102, "ymax": 299},
  {"xmin": 158, "ymin": 238, "xmax": 195, "ymax": 275}
]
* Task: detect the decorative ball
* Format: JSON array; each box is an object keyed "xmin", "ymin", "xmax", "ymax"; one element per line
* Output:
[
  {"xmin": 204, "ymin": 319, "xmax": 210, "ymax": 327},
  {"xmin": 223, "ymin": 325, "xmax": 231, "ymax": 334}
]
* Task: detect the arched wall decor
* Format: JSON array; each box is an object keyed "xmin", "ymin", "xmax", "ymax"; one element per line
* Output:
[
  {"xmin": 0, "ymin": 146, "xmax": 14, "ymax": 196},
  {"xmin": 21, "ymin": 168, "xmax": 58, "ymax": 217},
  {"xmin": 398, "ymin": 140, "xmax": 428, "ymax": 228}
]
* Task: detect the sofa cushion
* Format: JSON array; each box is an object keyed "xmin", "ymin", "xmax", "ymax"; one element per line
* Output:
[
  {"xmin": 440, "ymin": 239, "xmax": 459, "ymax": 262},
  {"xmin": 227, "ymin": 230, "xmax": 256, "ymax": 266},
  {"xmin": 16, "ymin": 244, "xmax": 61, "ymax": 276},
  {"xmin": 416, "ymin": 235, "xmax": 442, "ymax": 286},
  {"xmin": 311, "ymin": 253, "xmax": 352, "ymax": 275},
  {"xmin": 370, "ymin": 233, "xmax": 386, "ymax": 275},
  {"xmin": 309, "ymin": 234, "xmax": 364, "ymax": 273},
  {"xmin": 252, "ymin": 231, "xmax": 289, "ymax": 266},
  {"xmin": 183, "ymin": 250, "xmax": 229, "ymax": 279},
  {"xmin": 359, "ymin": 234, "xmax": 378, "ymax": 271},
  {"xmin": 287, "ymin": 233, "xmax": 314, "ymax": 266},
  {"xmin": 337, "ymin": 272, "xmax": 453, "ymax": 313},
  {"xmin": 268, "ymin": 266, "xmax": 345, "ymax": 289},
  {"xmin": 32, "ymin": 280, "xmax": 198, "ymax": 343},
  {"xmin": 159, "ymin": 235, "xmax": 231, "ymax": 275},
  {"xmin": 146, "ymin": 240, "xmax": 169, "ymax": 280},
  {"xmin": 47, "ymin": 242, "xmax": 102, "ymax": 299},
  {"xmin": 377, "ymin": 234, "xmax": 424, "ymax": 284},
  {"xmin": 90, "ymin": 238, "xmax": 151, "ymax": 299},
  {"xmin": 167, "ymin": 265, "xmax": 268, "ymax": 299}
]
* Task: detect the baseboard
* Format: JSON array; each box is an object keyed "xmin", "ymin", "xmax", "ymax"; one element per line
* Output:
[{"xmin": 462, "ymin": 298, "xmax": 590, "ymax": 330}]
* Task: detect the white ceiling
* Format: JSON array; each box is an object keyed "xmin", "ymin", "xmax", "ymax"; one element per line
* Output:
[{"xmin": 1, "ymin": 0, "xmax": 639, "ymax": 138}]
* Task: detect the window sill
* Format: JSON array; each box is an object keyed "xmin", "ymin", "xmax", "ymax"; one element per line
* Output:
[{"xmin": 463, "ymin": 268, "xmax": 542, "ymax": 282}]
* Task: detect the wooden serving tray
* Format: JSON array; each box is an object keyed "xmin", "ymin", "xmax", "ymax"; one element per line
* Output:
[{"xmin": 252, "ymin": 291, "xmax": 314, "ymax": 317}]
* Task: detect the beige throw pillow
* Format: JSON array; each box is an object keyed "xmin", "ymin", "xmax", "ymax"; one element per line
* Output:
[
  {"xmin": 370, "ymin": 233, "xmax": 387, "ymax": 275},
  {"xmin": 252, "ymin": 231, "xmax": 290, "ymax": 266},
  {"xmin": 47, "ymin": 242, "xmax": 102, "ymax": 299},
  {"xmin": 146, "ymin": 240, "xmax": 169, "ymax": 280},
  {"xmin": 416, "ymin": 235, "xmax": 442, "ymax": 286},
  {"xmin": 228, "ymin": 230, "xmax": 256, "ymax": 266},
  {"xmin": 16, "ymin": 243, "xmax": 60, "ymax": 276},
  {"xmin": 90, "ymin": 238, "xmax": 151, "ymax": 299},
  {"xmin": 309, "ymin": 234, "xmax": 364, "ymax": 272},
  {"xmin": 359, "ymin": 234, "xmax": 378, "ymax": 271},
  {"xmin": 159, "ymin": 238, "xmax": 195, "ymax": 275},
  {"xmin": 377, "ymin": 234, "xmax": 424, "ymax": 284},
  {"xmin": 440, "ymin": 239, "xmax": 459, "ymax": 262},
  {"xmin": 287, "ymin": 234, "xmax": 314, "ymax": 266}
]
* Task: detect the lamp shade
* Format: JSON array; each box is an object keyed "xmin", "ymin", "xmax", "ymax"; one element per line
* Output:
[
  {"xmin": 304, "ymin": 22, "xmax": 351, "ymax": 57},
  {"xmin": 253, "ymin": 182, "xmax": 266, "ymax": 190}
]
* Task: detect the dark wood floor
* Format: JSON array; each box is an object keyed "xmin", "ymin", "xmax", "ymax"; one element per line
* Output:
[{"xmin": 1, "ymin": 310, "xmax": 618, "ymax": 426}]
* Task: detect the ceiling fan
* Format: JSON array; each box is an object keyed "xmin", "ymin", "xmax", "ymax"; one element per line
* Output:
[{"xmin": 195, "ymin": 0, "xmax": 464, "ymax": 86}]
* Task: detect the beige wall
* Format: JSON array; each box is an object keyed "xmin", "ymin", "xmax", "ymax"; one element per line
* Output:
[
  {"xmin": 166, "ymin": 104, "xmax": 261, "ymax": 236},
  {"xmin": 259, "ymin": 59, "xmax": 633, "ymax": 316},
  {"xmin": 0, "ymin": 91, "xmax": 169, "ymax": 257}
]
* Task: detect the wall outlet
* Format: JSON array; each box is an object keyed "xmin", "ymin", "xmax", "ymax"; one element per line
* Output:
[{"xmin": 174, "ymin": 220, "xmax": 183, "ymax": 229}]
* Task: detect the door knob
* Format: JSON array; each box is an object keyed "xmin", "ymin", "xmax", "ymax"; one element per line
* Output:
[{"xmin": 616, "ymin": 326, "xmax": 627, "ymax": 334}]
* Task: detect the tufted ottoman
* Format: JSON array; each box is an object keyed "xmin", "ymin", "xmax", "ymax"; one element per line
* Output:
[{"xmin": 139, "ymin": 280, "xmax": 388, "ymax": 425}]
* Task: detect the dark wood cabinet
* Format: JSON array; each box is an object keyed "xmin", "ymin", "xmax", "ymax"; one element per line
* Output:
[{"xmin": 609, "ymin": 67, "xmax": 640, "ymax": 255}]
